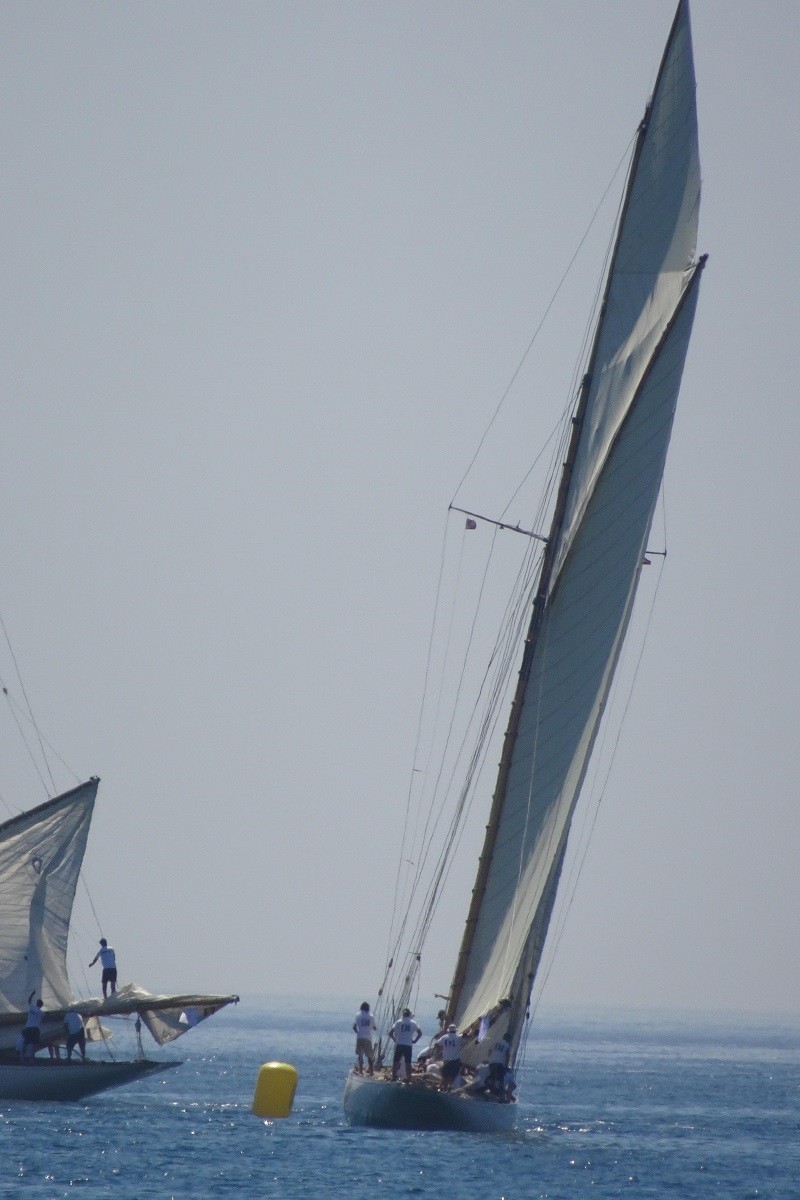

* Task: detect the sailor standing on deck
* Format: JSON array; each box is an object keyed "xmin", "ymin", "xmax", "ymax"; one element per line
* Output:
[
  {"xmin": 89, "ymin": 938, "xmax": 117, "ymax": 999},
  {"xmin": 353, "ymin": 1002, "xmax": 376, "ymax": 1075},
  {"xmin": 64, "ymin": 1009, "xmax": 86, "ymax": 1061},
  {"xmin": 21, "ymin": 992, "xmax": 44, "ymax": 1061},
  {"xmin": 439, "ymin": 1024, "xmax": 463, "ymax": 1090},
  {"xmin": 389, "ymin": 1008, "xmax": 422, "ymax": 1081},
  {"xmin": 486, "ymin": 1031, "xmax": 512, "ymax": 1095}
]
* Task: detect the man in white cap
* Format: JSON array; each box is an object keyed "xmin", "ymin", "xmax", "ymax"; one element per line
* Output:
[{"xmin": 439, "ymin": 1023, "xmax": 463, "ymax": 1090}]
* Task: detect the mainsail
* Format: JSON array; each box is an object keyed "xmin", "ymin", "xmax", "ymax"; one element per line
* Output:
[
  {"xmin": 447, "ymin": 0, "xmax": 705, "ymax": 1059},
  {"xmin": 0, "ymin": 778, "xmax": 237, "ymax": 1053},
  {"xmin": 0, "ymin": 779, "xmax": 97, "ymax": 1012}
]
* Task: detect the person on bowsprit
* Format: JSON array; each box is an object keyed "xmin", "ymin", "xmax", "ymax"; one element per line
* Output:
[
  {"xmin": 352, "ymin": 1002, "xmax": 377, "ymax": 1075},
  {"xmin": 89, "ymin": 938, "xmax": 117, "ymax": 998},
  {"xmin": 388, "ymin": 1008, "xmax": 422, "ymax": 1082}
]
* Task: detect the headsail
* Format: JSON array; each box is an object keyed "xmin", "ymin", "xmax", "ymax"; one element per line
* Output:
[
  {"xmin": 448, "ymin": 0, "xmax": 705, "ymax": 1059},
  {"xmin": 0, "ymin": 779, "xmax": 97, "ymax": 1012}
]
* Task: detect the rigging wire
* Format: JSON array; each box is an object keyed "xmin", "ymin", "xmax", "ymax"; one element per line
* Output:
[
  {"xmin": 377, "ymin": 527, "xmax": 541, "ymax": 1026},
  {"xmin": 381, "ymin": 518, "xmax": 452, "ymax": 988},
  {"xmin": 375, "ymin": 130, "xmax": 641, "ymax": 1034},
  {"xmin": 378, "ymin": 523, "xmax": 505, "ymax": 1023},
  {"xmin": 380, "ymin": 519, "xmax": 552, "ymax": 1022},
  {"xmin": 449, "ymin": 131, "xmax": 638, "ymax": 510},
  {"xmin": 0, "ymin": 610, "xmax": 58, "ymax": 795},
  {"xmin": 1, "ymin": 682, "xmax": 82, "ymax": 792},
  {"xmin": 453, "ymin": 130, "xmax": 638, "ymax": 1047},
  {"xmin": 1, "ymin": 683, "xmax": 52, "ymax": 800},
  {"xmin": 403, "ymin": 527, "xmax": 474, "ymax": 907},
  {"xmin": 378, "ymin": 366, "xmax": 590, "ymax": 1025}
]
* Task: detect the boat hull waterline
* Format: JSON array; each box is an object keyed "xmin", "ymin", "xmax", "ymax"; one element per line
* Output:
[
  {"xmin": 343, "ymin": 1071, "xmax": 516, "ymax": 1133},
  {"xmin": 0, "ymin": 1059, "xmax": 180, "ymax": 1102}
]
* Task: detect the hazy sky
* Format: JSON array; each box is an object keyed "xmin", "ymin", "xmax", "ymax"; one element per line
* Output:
[{"xmin": 1, "ymin": 1, "xmax": 798, "ymax": 1019}]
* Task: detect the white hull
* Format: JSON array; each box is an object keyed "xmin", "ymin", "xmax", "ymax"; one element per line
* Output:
[
  {"xmin": 343, "ymin": 1071, "xmax": 516, "ymax": 1132},
  {"xmin": 0, "ymin": 1058, "xmax": 180, "ymax": 1101}
]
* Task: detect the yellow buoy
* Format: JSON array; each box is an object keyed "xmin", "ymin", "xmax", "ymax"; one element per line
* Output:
[{"xmin": 252, "ymin": 1061, "xmax": 298, "ymax": 1118}]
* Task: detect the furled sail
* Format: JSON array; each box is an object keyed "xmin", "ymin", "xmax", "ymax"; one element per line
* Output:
[
  {"xmin": 0, "ymin": 779, "xmax": 97, "ymax": 1013},
  {"xmin": 0, "ymin": 985, "xmax": 239, "ymax": 1051},
  {"xmin": 448, "ymin": 0, "xmax": 705, "ymax": 1058},
  {"xmin": 84, "ymin": 983, "xmax": 239, "ymax": 1045}
]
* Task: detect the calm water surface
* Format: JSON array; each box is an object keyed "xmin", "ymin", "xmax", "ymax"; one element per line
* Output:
[{"xmin": 3, "ymin": 1000, "xmax": 800, "ymax": 1199}]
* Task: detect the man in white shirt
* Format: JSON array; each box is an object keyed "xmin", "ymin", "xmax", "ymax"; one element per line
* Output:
[
  {"xmin": 64, "ymin": 1010, "xmax": 86, "ymax": 1062},
  {"xmin": 20, "ymin": 991, "xmax": 44, "ymax": 1061},
  {"xmin": 388, "ymin": 1008, "xmax": 422, "ymax": 1081},
  {"xmin": 439, "ymin": 1024, "xmax": 463, "ymax": 1090},
  {"xmin": 89, "ymin": 938, "xmax": 117, "ymax": 998},
  {"xmin": 352, "ymin": 1002, "xmax": 377, "ymax": 1075},
  {"xmin": 487, "ymin": 1032, "xmax": 511, "ymax": 1095}
]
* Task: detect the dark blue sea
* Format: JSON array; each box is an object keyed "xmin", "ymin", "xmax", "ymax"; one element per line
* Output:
[{"xmin": 4, "ymin": 998, "xmax": 800, "ymax": 1199}]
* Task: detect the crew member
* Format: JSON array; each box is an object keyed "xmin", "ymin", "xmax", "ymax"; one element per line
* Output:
[
  {"xmin": 21, "ymin": 991, "xmax": 44, "ymax": 1062},
  {"xmin": 439, "ymin": 1024, "xmax": 463, "ymax": 1090},
  {"xmin": 89, "ymin": 938, "xmax": 117, "ymax": 999},
  {"xmin": 352, "ymin": 1002, "xmax": 376, "ymax": 1075},
  {"xmin": 388, "ymin": 1008, "xmax": 422, "ymax": 1081}
]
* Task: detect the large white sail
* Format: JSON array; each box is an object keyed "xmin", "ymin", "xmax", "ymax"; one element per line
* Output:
[
  {"xmin": 552, "ymin": 0, "xmax": 700, "ymax": 586},
  {"xmin": 0, "ymin": 779, "xmax": 97, "ymax": 1012},
  {"xmin": 449, "ymin": 0, "xmax": 704, "ymax": 1052},
  {"xmin": 453, "ymin": 267, "xmax": 704, "ymax": 1040}
]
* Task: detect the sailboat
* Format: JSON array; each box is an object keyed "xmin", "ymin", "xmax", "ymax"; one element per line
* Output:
[
  {"xmin": 0, "ymin": 778, "xmax": 238, "ymax": 1101},
  {"xmin": 344, "ymin": 0, "xmax": 705, "ymax": 1132}
]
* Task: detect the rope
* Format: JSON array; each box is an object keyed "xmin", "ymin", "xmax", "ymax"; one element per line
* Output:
[
  {"xmin": 0, "ymin": 611, "xmax": 58, "ymax": 794},
  {"xmin": 373, "ymin": 132, "xmax": 639, "ymax": 1037},
  {"xmin": 450, "ymin": 131, "xmax": 637, "ymax": 510}
]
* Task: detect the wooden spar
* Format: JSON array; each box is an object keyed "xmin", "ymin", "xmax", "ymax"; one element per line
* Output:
[
  {"xmin": 0, "ymin": 777, "xmax": 98, "ymax": 838},
  {"xmin": 449, "ymin": 505, "xmax": 548, "ymax": 543}
]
